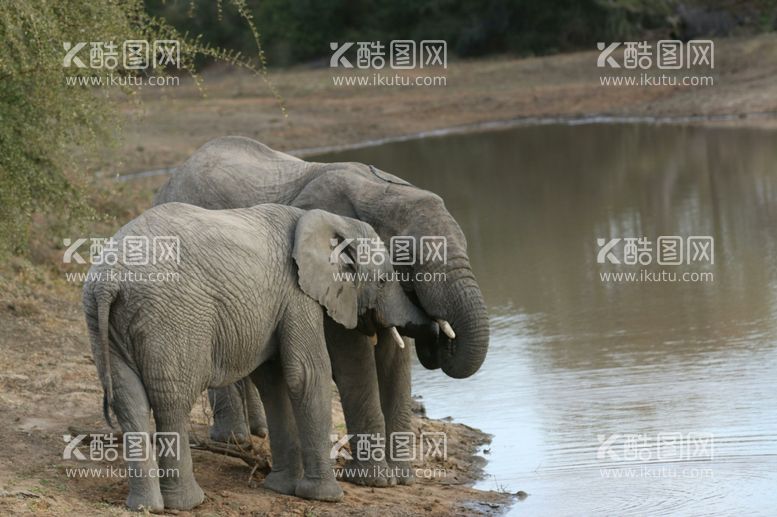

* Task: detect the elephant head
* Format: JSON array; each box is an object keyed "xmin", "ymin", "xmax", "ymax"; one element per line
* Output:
[
  {"xmin": 388, "ymin": 190, "xmax": 489, "ymax": 379},
  {"xmin": 301, "ymin": 167, "xmax": 490, "ymax": 379},
  {"xmin": 292, "ymin": 209, "xmax": 432, "ymax": 344}
]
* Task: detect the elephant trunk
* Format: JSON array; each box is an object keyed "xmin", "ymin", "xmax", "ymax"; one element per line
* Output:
[{"xmin": 414, "ymin": 258, "xmax": 490, "ymax": 379}]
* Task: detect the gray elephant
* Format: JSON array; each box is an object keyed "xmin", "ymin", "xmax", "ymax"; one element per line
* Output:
[
  {"xmin": 154, "ymin": 136, "xmax": 490, "ymax": 486},
  {"xmin": 83, "ymin": 203, "xmax": 430, "ymax": 511}
]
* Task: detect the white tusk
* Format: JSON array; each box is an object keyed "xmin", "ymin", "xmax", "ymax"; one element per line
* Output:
[
  {"xmin": 368, "ymin": 333, "xmax": 378, "ymax": 347},
  {"xmin": 437, "ymin": 319, "xmax": 456, "ymax": 340},
  {"xmin": 389, "ymin": 327, "xmax": 405, "ymax": 349}
]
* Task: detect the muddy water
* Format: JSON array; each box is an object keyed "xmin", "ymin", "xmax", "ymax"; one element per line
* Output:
[{"xmin": 313, "ymin": 124, "xmax": 777, "ymax": 516}]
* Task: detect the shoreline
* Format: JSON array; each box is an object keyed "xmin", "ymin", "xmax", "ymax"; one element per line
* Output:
[{"xmin": 116, "ymin": 109, "xmax": 777, "ymax": 181}]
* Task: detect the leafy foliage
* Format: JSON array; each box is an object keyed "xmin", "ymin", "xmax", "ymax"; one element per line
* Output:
[
  {"xmin": 0, "ymin": 0, "xmax": 275, "ymax": 257},
  {"xmin": 146, "ymin": 0, "xmax": 774, "ymax": 65}
]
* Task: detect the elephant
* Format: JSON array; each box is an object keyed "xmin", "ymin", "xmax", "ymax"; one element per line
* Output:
[
  {"xmin": 82, "ymin": 203, "xmax": 431, "ymax": 511},
  {"xmin": 154, "ymin": 136, "xmax": 490, "ymax": 486}
]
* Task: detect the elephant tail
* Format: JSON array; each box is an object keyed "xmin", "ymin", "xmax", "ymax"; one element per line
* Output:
[{"xmin": 96, "ymin": 285, "xmax": 119, "ymax": 428}]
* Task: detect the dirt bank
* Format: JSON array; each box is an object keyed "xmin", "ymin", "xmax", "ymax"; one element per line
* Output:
[
  {"xmin": 115, "ymin": 33, "xmax": 777, "ymax": 177},
  {"xmin": 0, "ymin": 275, "xmax": 509, "ymax": 516}
]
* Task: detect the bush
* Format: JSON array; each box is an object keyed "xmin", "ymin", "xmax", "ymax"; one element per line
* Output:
[{"xmin": 0, "ymin": 0, "xmax": 274, "ymax": 257}]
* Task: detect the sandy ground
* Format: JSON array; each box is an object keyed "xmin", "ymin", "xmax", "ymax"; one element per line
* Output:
[
  {"xmin": 2, "ymin": 33, "xmax": 776, "ymax": 516},
  {"xmin": 0, "ymin": 277, "xmax": 507, "ymax": 516}
]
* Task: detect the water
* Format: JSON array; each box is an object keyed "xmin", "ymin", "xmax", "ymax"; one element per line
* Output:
[{"xmin": 313, "ymin": 124, "xmax": 777, "ymax": 516}]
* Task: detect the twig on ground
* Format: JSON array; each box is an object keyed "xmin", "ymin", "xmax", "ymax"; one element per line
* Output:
[
  {"xmin": 189, "ymin": 436, "xmax": 271, "ymax": 474},
  {"xmin": 0, "ymin": 489, "xmax": 42, "ymax": 499}
]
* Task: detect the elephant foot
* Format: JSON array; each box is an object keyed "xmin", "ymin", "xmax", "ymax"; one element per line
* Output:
[
  {"xmin": 295, "ymin": 477, "xmax": 344, "ymax": 502},
  {"xmin": 388, "ymin": 461, "xmax": 415, "ymax": 485},
  {"xmin": 263, "ymin": 469, "xmax": 301, "ymax": 496},
  {"xmin": 209, "ymin": 423, "xmax": 251, "ymax": 446},
  {"xmin": 249, "ymin": 421, "xmax": 268, "ymax": 439},
  {"xmin": 126, "ymin": 490, "xmax": 164, "ymax": 513},
  {"xmin": 340, "ymin": 459, "xmax": 397, "ymax": 487},
  {"xmin": 161, "ymin": 482, "xmax": 205, "ymax": 510}
]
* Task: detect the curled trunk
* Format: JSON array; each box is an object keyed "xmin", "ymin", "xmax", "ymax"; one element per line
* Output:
[{"xmin": 413, "ymin": 258, "xmax": 489, "ymax": 379}]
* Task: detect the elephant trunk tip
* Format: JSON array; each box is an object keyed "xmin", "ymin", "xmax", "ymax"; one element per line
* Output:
[{"xmin": 439, "ymin": 308, "xmax": 489, "ymax": 379}]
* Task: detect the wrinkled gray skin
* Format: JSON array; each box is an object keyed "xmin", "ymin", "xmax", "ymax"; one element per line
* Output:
[
  {"xmin": 83, "ymin": 203, "xmax": 429, "ymax": 511},
  {"xmin": 154, "ymin": 136, "xmax": 490, "ymax": 485}
]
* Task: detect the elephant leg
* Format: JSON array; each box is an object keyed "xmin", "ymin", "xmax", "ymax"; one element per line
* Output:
[
  {"xmin": 244, "ymin": 378, "xmax": 268, "ymax": 438},
  {"xmin": 251, "ymin": 360, "xmax": 303, "ymax": 496},
  {"xmin": 155, "ymin": 411, "xmax": 204, "ymax": 510},
  {"xmin": 111, "ymin": 358, "xmax": 164, "ymax": 512},
  {"xmin": 142, "ymin": 337, "xmax": 206, "ymax": 510},
  {"xmin": 280, "ymin": 312, "xmax": 343, "ymax": 502},
  {"xmin": 325, "ymin": 320, "xmax": 396, "ymax": 487},
  {"xmin": 208, "ymin": 384, "xmax": 251, "ymax": 445},
  {"xmin": 375, "ymin": 328, "xmax": 415, "ymax": 485}
]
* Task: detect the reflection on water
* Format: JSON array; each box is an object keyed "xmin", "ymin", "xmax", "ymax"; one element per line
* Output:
[{"xmin": 313, "ymin": 124, "xmax": 777, "ymax": 515}]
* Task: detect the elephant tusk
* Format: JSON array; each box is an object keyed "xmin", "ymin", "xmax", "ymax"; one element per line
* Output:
[
  {"xmin": 437, "ymin": 319, "xmax": 456, "ymax": 340},
  {"xmin": 389, "ymin": 327, "xmax": 405, "ymax": 349},
  {"xmin": 369, "ymin": 333, "xmax": 378, "ymax": 347}
]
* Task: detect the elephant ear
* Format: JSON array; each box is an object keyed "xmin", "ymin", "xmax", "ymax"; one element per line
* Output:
[
  {"xmin": 293, "ymin": 209, "xmax": 360, "ymax": 329},
  {"xmin": 368, "ymin": 164, "xmax": 413, "ymax": 186}
]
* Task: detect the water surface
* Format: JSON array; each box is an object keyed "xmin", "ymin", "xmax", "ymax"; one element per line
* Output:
[{"xmin": 314, "ymin": 124, "xmax": 777, "ymax": 516}]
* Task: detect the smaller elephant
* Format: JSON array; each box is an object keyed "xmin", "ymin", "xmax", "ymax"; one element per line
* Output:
[{"xmin": 83, "ymin": 203, "xmax": 430, "ymax": 511}]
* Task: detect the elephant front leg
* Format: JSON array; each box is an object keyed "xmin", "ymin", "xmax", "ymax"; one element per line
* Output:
[
  {"xmin": 251, "ymin": 361, "xmax": 303, "ymax": 496},
  {"xmin": 279, "ymin": 312, "xmax": 343, "ymax": 502},
  {"xmin": 326, "ymin": 320, "xmax": 396, "ymax": 487},
  {"xmin": 375, "ymin": 328, "xmax": 415, "ymax": 485},
  {"xmin": 244, "ymin": 378, "xmax": 269, "ymax": 437}
]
